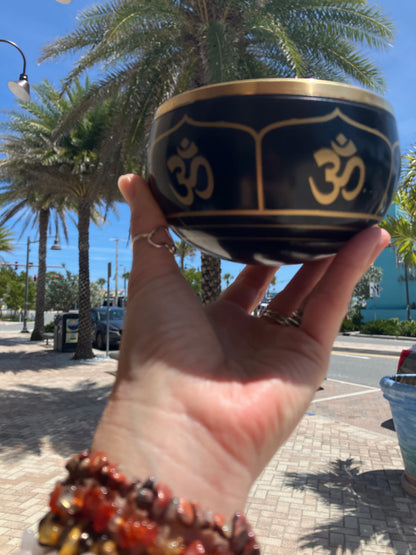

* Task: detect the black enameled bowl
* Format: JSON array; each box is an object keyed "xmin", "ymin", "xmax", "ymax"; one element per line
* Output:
[{"xmin": 147, "ymin": 79, "xmax": 400, "ymax": 265}]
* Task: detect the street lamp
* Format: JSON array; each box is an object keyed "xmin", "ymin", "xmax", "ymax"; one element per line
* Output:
[
  {"xmin": 56, "ymin": 0, "xmax": 73, "ymax": 3},
  {"xmin": 0, "ymin": 39, "xmax": 30, "ymax": 102},
  {"xmin": 21, "ymin": 236, "xmax": 62, "ymax": 333}
]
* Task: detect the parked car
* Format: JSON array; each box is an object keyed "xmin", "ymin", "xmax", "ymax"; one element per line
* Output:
[
  {"xmin": 91, "ymin": 307, "xmax": 125, "ymax": 350},
  {"xmin": 397, "ymin": 344, "xmax": 416, "ymax": 374}
]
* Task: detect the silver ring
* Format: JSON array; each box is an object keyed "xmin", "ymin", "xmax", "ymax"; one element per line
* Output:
[
  {"xmin": 131, "ymin": 225, "xmax": 176, "ymax": 255},
  {"xmin": 261, "ymin": 309, "xmax": 302, "ymax": 327}
]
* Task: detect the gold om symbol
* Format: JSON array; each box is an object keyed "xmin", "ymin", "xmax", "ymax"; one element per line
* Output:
[
  {"xmin": 167, "ymin": 138, "xmax": 214, "ymax": 206},
  {"xmin": 308, "ymin": 133, "xmax": 366, "ymax": 205}
]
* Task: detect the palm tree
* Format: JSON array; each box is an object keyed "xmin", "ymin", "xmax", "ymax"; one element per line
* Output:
[
  {"xmin": 222, "ymin": 272, "xmax": 233, "ymax": 289},
  {"xmin": 39, "ymin": 0, "xmax": 395, "ymax": 302},
  {"xmin": 381, "ymin": 146, "xmax": 416, "ymax": 320},
  {"xmin": 175, "ymin": 239, "xmax": 196, "ymax": 272},
  {"xmin": 0, "ymin": 84, "xmax": 73, "ymax": 341},
  {"xmin": 0, "ymin": 180, "xmax": 69, "ymax": 341},
  {"xmin": 0, "ymin": 226, "xmax": 14, "ymax": 256},
  {"xmin": 0, "ymin": 78, "xmax": 123, "ymax": 357}
]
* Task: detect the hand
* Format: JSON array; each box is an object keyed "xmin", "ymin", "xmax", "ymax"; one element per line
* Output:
[{"xmin": 92, "ymin": 174, "xmax": 390, "ymax": 517}]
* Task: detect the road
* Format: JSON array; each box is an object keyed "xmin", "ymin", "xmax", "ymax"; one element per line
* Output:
[
  {"xmin": 0, "ymin": 322, "xmax": 408, "ymax": 388},
  {"xmin": 328, "ymin": 333, "xmax": 412, "ymax": 387},
  {"xmin": 334, "ymin": 332, "xmax": 415, "ymax": 350},
  {"xmin": 328, "ymin": 350, "xmax": 397, "ymax": 388}
]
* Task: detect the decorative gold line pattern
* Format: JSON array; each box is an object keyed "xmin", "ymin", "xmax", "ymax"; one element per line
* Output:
[
  {"xmin": 210, "ymin": 236, "xmax": 344, "ymax": 242},
  {"xmin": 258, "ymin": 108, "xmax": 394, "ymax": 146},
  {"xmin": 151, "ymin": 109, "xmax": 395, "ymax": 151},
  {"xmin": 150, "ymin": 114, "xmax": 257, "ymax": 149},
  {"xmin": 150, "ymin": 109, "xmax": 396, "ymax": 212},
  {"xmin": 155, "ymin": 79, "xmax": 394, "ymax": 118},
  {"xmin": 167, "ymin": 209, "xmax": 380, "ymax": 220},
  {"xmin": 256, "ymin": 140, "xmax": 265, "ymax": 210},
  {"xmin": 175, "ymin": 223, "xmax": 359, "ymax": 231}
]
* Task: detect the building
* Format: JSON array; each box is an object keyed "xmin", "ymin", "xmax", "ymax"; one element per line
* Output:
[{"xmin": 361, "ymin": 203, "xmax": 416, "ymax": 322}]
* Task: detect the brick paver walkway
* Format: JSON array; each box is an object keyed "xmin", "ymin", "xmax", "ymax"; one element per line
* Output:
[{"xmin": 1, "ymin": 327, "xmax": 415, "ymax": 554}]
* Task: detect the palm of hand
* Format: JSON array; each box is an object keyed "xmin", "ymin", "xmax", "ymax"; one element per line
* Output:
[{"xmin": 117, "ymin": 265, "xmax": 328, "ymax": 484}]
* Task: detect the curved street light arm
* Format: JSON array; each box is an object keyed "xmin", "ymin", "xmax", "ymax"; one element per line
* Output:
[
  {"xmin": 0, "ymin": 38, "xmax": 27, "ymax": 75},
  {"xmin": 0, "ymin": 38, "xmax": 30, "ymax": 101}
]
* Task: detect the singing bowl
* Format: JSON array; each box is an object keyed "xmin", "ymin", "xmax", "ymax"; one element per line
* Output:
[{"xmin": 147, "ymin": 79, "xmax": 400, "ymax": 265}]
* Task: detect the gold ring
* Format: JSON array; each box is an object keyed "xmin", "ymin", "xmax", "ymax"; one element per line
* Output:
[
  {"xmin": 131, "ymin": 225, "xmax": 176, "ymax": 255},
  {"xmin": 261, "ymin": 309, "xmax": 302, "ymax": 327}
]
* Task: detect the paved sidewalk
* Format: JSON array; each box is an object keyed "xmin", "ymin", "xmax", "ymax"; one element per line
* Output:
[{"xmin": 0, "ymin": 328, "xmax": 415, "ymax": 554}]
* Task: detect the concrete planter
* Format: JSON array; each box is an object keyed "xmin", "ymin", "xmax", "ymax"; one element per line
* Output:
[{"xmin": 380, "ymin": 374, "xmax": 416, "ymax": 496}]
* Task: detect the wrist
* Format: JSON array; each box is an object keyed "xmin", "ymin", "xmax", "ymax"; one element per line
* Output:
[
  {"xmin": 92, "ymin": 365, "xmax": 254, "ymax": 518},
  {"xmin": 38, "ymin": 450, "xmax": 260, "ymax": 555}
]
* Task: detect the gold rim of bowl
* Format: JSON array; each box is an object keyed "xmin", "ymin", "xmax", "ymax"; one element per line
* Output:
[{"xmin": 155, "ymin": 78, "xmax": 394, "ymax": 118}]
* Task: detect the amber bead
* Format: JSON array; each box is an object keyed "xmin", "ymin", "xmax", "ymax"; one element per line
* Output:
[
  {"xmin": 89, "ymin": 450, "xmax": 109, "ymax": 474},
  {"xmin": 99, "ymin": 539, "xmax": 119, "ymax": 554},
  {"xmin": 38, "ymin": 513, "xmax": 65, "ymax": 546},
  {"xmin": 147, "ymin": 537, "xmax": 184, "ymax": 555},
  {"xmin": 72, "ymin": 485, "xmax": 86, "ymax": 511},
  {"xmin": 58, "ymin": 524, "xmax": 83, "ymax": 555}
]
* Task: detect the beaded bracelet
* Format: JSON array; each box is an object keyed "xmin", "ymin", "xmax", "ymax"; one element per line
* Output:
[{"xmin": 37, "ymin": 450, "xmax": 260, "ymax": 555}]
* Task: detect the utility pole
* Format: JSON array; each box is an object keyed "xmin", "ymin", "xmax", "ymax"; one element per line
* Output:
[
  {"xmin": 21, "ymin": 237, "xmax": 30, "ymax": 333},
  {"xmin": 114, "ymin": 238, "xmax": 119, "ymax": 308}
]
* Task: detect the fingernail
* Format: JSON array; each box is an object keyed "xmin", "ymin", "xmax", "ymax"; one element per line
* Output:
[
  {"xmin": 367, "ymin": 227, "xmax": 391, "ymax": 262},
  {"xmin": 118, "ymin": 174, "xmax": 137, "ymax": 205}
]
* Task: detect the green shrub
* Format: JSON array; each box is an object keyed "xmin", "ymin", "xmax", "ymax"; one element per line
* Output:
[
  {"xmin": 44, "ymin": 321, "xmax": 55, "ymax": 333},
  {"xmin": 361, "ymin": 318, "xmax": 399, "ymax": 336},
  {"xmin": 340, "ymin": 318, "xmax": 356, "ymax": 332},
  {"xmin": 350, "ymin": 307, "xmax": 363, "ymax": 329},
  {"xmin": 398, "ymin": 319, "xmax": 416, "ymax": 337}
]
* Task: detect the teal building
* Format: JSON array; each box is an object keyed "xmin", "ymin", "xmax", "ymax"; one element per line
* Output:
[{"xmin": 361, "ymin": 204, "xmax": 416, "ymax": 322}]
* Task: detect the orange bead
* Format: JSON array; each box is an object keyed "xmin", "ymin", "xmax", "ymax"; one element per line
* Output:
[
  {"xmin": 118, "ymin": 518, "xmax": 158, "ymax": 548},
  {"xmin": 49, "ymin": 484, "xmax": 64, "ymax": 513},
  {"xmin": 93, "ymin": 499, "xmax": 117, "ymax": 532},
  {"xmin": 183, "ymin": 540, "xmax": 206, "ymax": 554},
  {"xmin": 83, "ymin": 486, "xmax": 106, "ymax": 518}
]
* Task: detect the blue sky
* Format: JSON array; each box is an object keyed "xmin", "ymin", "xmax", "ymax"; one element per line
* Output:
[{"xmin": 0, "ymin": 0, "xmax": 415, "ymax": 294}]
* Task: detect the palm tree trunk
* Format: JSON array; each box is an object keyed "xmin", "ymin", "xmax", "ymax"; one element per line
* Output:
[
  {"xmin": 74, "ymin": 196, "xmax": 94, "ymax": 359},
  {"xmin": 200, "ymin": 253, "xmax": 221, "ymax": 304},
  {"xmin": 31, "ymin": 208, "xmax": 49, "ymax": 341},
  {"xmin": 405, "ymin": 264, "xmax": 412, "ymax": 321}
]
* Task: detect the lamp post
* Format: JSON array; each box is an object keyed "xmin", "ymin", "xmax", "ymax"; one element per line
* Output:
[
  {"xmin": 21, "ymin": 236, "xmax": 61, "ymax": 333},
  {"xmin": 0, "ymin": 39, "xmax": 30, "ymax": 102},
  {"xmin": 56, "ymin": 0, "xmax": 73, "ymax": 3}
]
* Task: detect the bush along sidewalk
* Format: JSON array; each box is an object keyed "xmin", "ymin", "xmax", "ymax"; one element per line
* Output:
[{"xmin": 341, "ymin": 317, "xmax": 416, "ymax": 337}]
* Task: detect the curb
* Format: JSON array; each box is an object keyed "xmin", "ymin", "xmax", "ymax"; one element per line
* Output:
[{"xmin": 332, "ymin": 344, "xmax": 401, "ymax": 357}]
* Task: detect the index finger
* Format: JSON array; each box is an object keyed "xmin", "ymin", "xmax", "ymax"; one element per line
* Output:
[{"xmin": 119, "ymin": 174, "xmax": 180, "ymax": 292}]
